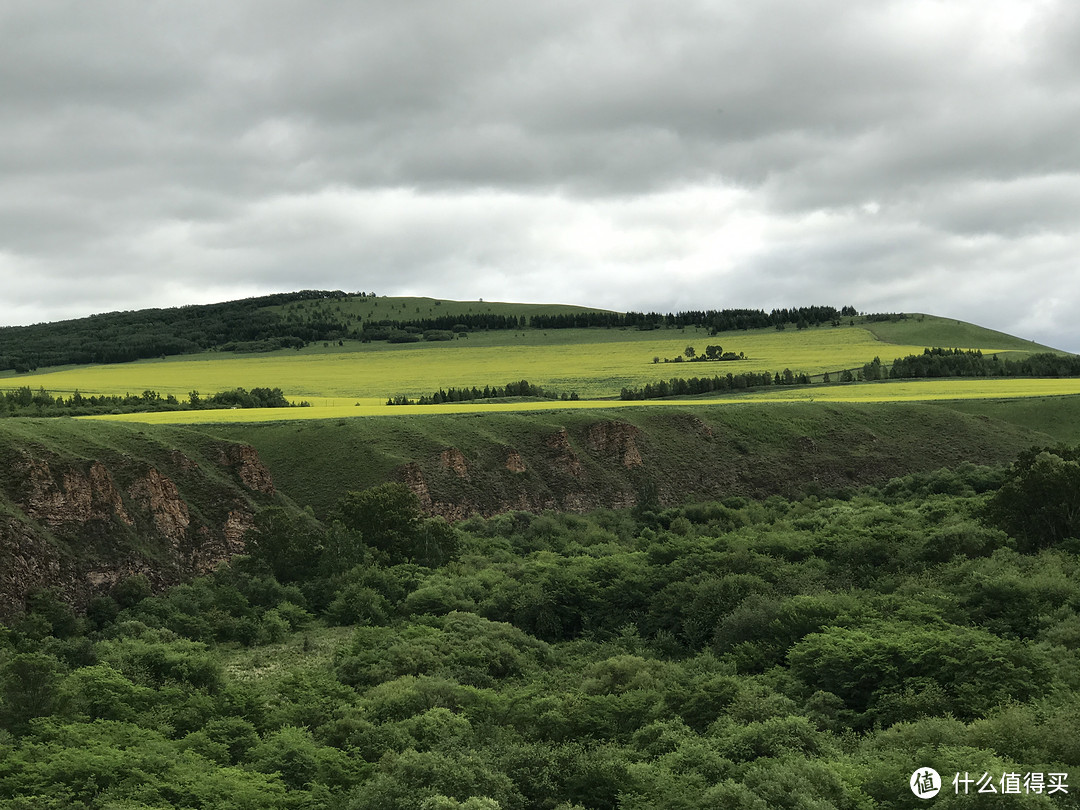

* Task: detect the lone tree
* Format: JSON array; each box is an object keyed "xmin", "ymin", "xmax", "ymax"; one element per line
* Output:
[
  {"xmin": 244, "ymin": 507, "xmax": 324, "ymax": 582},
  {"xmin": 332, "ymin": 483, "xmax": 459, "ymax": 566},
  {"xmin": 332, "ymin": 483, "xmax": 421, "ymax": 562}
]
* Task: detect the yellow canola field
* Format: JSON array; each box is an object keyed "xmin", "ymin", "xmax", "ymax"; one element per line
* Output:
[
  {"xmin": 726, "ymin": 377, "xmax": 1080, "ymax": 403},
  {"xmin": 0, "ymin": 325, "xmax": 1006, "ymax": 403},
  {"xmin": 84, "ymin": 378, "xmax": 1080, "ymax": 425}
]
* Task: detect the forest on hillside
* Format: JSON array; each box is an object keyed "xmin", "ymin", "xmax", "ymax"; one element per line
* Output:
[
  {"xmin": 0, "ymin": 291, "xmax": 352, "ymax": 372},
  {"xmin": 2, "ymin": 448, "xmax": 1079, "ymax": 808},
  {"xmin": 0, "ymin": 293, "xmax": 860, "ymax": 373}
]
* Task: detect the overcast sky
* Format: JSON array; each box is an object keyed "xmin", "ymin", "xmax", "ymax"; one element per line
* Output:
[{"xmin": 2, "ymin": 1, "xmax": 1078, "ymax": 350}]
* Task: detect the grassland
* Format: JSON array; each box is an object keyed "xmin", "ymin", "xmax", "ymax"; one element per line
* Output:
[
  {"xmin": 862, "ymin": 313, "xmax": 1060, "ymax": 352},
  {"xmin": 73, "ymin": 379, "xmax": 1080, "ymax": 425},
  {"xmin": 1, "ymin": 303, "xmax": 1073, "ymax": 427},
  {"xmin": 0, "ymin": 320, "xmax": 1040, "ymax": 404},
  {"xmin": 940, "ymin": 395, "xmax": 1080, "ymax": 444}
]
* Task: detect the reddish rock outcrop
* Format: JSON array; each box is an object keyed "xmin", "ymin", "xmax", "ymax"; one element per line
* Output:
[
  {"xmin": 169, "ymin": 449, "xmax": 201, "ymax": 472},
  {"xmin": 505, "ymin": 449, "xmax": 527, "ymax": 473},
  {"xmin": 219, "ymin": 444, "xmax": 276, "ymax": 493},
  {"xmin": 129, "ymin": 468, "xmax": 190, "ymax": 547},
  {"xmin": 17, "ymin": 455, "xmax": 133, "ymax": 528},
  {"xmin": 586, "ymin": 422, "xmax": 644, "ymax": 468},
  {"xmin": 439, "ymin": 447, "xmax": 469, "ymax": 478},
  {"xmin": 0, "ymin": 440, "xmax": 282, "ymax": 619},
  {"xmin": 397, "ymin": 462, "xmax": 434, "ymax": 509},
  {"xmin": 223, "ymin": 509, "xmax": 256, "ymax": 554},
  {"xmin": 0, "ymin": 516, "xmax": 62, "ymax": 615},
  {"xmin": 544, "ymin": 428, "xmax": 582, "ymax": 477}
]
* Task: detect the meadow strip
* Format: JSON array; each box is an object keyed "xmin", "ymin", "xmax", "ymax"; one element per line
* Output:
[{"xmin": 80, "ymin": 378, "xmax": 1080, "ymax": 424}]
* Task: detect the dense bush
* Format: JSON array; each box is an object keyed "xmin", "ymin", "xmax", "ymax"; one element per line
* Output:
[{"xmin": 3, "ymin": 462, "xmax": 1080, "ymax": 807}]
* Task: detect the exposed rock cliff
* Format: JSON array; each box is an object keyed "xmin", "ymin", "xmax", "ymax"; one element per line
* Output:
[
  {"xmin": 224, "ymin": 405, "xmax": 1046, "ymax": 522},
  {"xmin": 0, "ymin": 424, "xmax": 283, "ymax": 619}
]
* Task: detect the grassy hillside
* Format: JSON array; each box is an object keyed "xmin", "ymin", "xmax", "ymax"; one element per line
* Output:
[
  {"xmin": 203, "ymin": 401, "xmax": 1050, "ymax": 517},
  {"xmin": 939, "ymin": 394, "xmax": 1080, "ymax": 444},
  {"xmin": 862, "ymin": 312, "xmax": 1061, "ymax": 353},
  {"xmin": 4, "ymin": 315, "xmax": 1060, "ymax": 411},
  {"xmin": 0, "ymin": 291, "xmax": 613, "ymax": 372}
]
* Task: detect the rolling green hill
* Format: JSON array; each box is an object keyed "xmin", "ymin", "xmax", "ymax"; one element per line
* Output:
[
  {"xmin": 4, "ymin": 295, "xmax": 1080, "ymax": 808},
  {"xmin": 862, "ymin": 312, "xmax": 1060, "ymax": 353},
  {"xmin": 6, "ymin": 305, "xmax": 1074, "ymax": 421},
  {"xmin": 0, "ymin": 291, "xmax": 614, "ymax": 372},
  {"xmin": 3, "ymin": 294, "xmax": 1078, "ymax": 581}
]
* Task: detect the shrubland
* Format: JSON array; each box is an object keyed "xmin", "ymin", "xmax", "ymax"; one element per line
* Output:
[{"xmin": 3, "ymin": 451, "xmax": 1080, "ymax": 808}]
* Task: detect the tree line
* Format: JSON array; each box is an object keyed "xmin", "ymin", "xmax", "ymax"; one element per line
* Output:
[
  {"xmin": 888, "ymin": 348, "xmax": 1080, "ymax": 379},
  {"xmin": 2, "ymin": 293, "xmax": 871, "ymax": 373},
  {"xmin": 388, "ymin": 379, "xmax": 579, "ymax": 406},
  {"xmin": 0, "ymin": 386, "xmax": 307, "ymax": 417},
  {"xmin": 621, "ymin": 369, "xmax": 811, "ymax": 399},
  {"xmin": 534, "ymin": 305, "xmax": 858, "ymax": 333},
  {"xmin": 623, "ymin": 348, "xmax": 1080, "ymax": 401}
]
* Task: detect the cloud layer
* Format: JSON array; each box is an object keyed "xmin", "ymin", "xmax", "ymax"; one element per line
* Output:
[{"xmin": 3, "ymin": 1, "xmax": 1078, "ymax": 349}]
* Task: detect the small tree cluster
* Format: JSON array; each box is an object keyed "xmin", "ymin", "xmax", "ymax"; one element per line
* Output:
[{"xmin": 388, "ymin": 380, "xmax": 578, "ymax": 406}]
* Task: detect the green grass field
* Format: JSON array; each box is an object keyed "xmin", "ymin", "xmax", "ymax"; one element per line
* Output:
[
  {"xmin": 79, "ymin": 379, "xmax": 1080, "ymax": 425},
  {"xmin": 940, "ymin": 395, "xmax": 1080, "ymax": 444},
  {"xmin": 862, "ymin": 313, "xmax": 1059, "ymax": 352},
  {"xmin": 0, "ymin": 321, "xmax": 1040, "ymax": 401},
  {"xmin": 1, "ymin": 302, "xmax": 1073, "ymax": 425}
]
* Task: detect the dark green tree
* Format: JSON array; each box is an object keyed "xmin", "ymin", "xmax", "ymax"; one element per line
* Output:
[
  {"xmin": 986, "ymin": 447, "xmax": 1080, "ymax": 551},
  {"xmin": 0, "ymin": 653, "xmax": 65, "ymax": 734},
  {"xmin": 245, "ymin": 507, "xmax": 324, "ymax": 582},
  {"xmin": 319, "ymin": 521, "xmax": 370, "ymax": 575},
  {"xmin": 333, "ymin": 483, "xmax": 457, "ymax": 566},
  {"xmin": 862, "ymin": 357, "xmax": 884, "ymax": 381},
  {"xmin": 333, "ymin": 484, "xmax": 422, "ymax": 563}
]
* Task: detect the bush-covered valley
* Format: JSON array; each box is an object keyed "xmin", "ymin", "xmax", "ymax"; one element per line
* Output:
[{"xmin": 3, "ymin": 452, "xmax": 1080, "ymax": 809}]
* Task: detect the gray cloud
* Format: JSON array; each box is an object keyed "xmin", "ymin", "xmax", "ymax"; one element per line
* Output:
[{"xmin": 2, "ymin": 0, "xmax": 1079, "ymax": 352}]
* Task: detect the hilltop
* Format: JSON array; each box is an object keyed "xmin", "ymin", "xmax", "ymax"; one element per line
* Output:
[
  {"xmin": 0, "ymin": 292, "xmax": 613, "ymax": 372},
  {"xmin": 0, "ymin": 291, "xmax": 955, "ymax": 375},
  {"xmin": 3, "ymin": 298, "xmax": 1073, "ymax": 418}
]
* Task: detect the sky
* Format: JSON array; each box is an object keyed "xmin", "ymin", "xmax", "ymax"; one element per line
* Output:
[{"xmin": 2, "ymin": 1, "xmax": 1079, "ymax": 351}]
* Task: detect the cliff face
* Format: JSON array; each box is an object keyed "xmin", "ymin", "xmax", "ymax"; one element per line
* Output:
[
  {"xmin": 389, "ymin": 419, "xmax": 656, "ymax": 519},
  {"xmin": 220, "ymin": 404, "xmax": 1043, "ymax": 522},
  {"xmin": 0, "ymin": 425, "xmax": 281, "ymax": 619}
]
